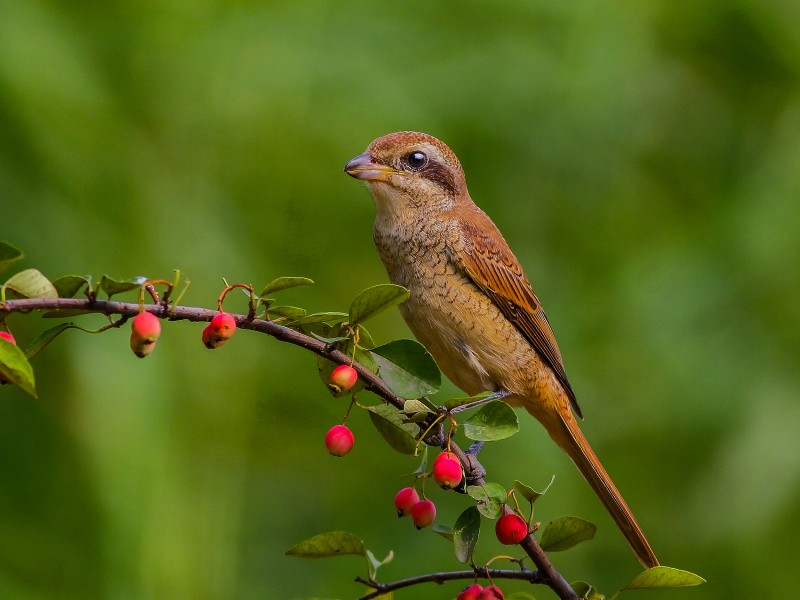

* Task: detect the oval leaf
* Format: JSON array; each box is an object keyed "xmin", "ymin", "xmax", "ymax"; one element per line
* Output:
[
  {"xmin": 100, "ymin": 275, "xmax": 146, "ymax": 298},
  {"xmin": 0, "ymin": 241, "xmax": 24, "ymax": 275},
  {"xmin": 621, "ymin": 566, "xmax": 705, "ymax": 591},
  {"xmin": 259, "ymin": 276, "xmax": 314, "ymax": 296},
  {"xmin": 467, "ymin": 483, "xmax": 507, "ymax": 519},
  {"xmin": 24, "ymin": 323, "xmax": 76, "ymax": 360},
  {"xmin": 462, "ymin": 401, "xmax": 519, "ymax": 441},
  {"xmin": 366, "ymin": 403, "xmax": 420, "ymax": 455},
  {"xmin": 285, "ymin": 531, "xmax": 365, "ymax": 558},
  {"xmin": 52, "ymin": 275, "xmax": 91, "ymax": 298},
  {"xmin": 349, "ymin": 284, "xmax": 409, "ymax": 325},
  {"xmin": 513, "ymin": 476, "xmax": 555, "ymax": 506},
  {"xmin": 287, "ymin": 311, "xmax": 348, "ymax": 326},
  {"xmin": 371, "ymin": 339, "xmax": 441, "ymax": 399},
  {"xmin": 540, "ymin": 516, "xmax": 596, "ymax": 552},
  {"xmin": 432, "ymin": 524, "xmax": 454, "ymax": 541},
  {"xmin": 268, "ymin": 305, "xmax": 307, "ymax": 319},
  {"xmin": 3, "ymin": 268, "xmax": 58, "ymax": 299},
  {"xmin": 453, "ymin": 506, "xmax": 481, "ymax": 564},
  {"xmin": 0, "ymin": 337, "xmax": 37, "ymax": 397}
]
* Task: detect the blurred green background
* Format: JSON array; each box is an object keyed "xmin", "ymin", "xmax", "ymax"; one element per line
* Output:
[{"xmin": 2, "ymin": 1, "xmax": 799, "ymax": 598}]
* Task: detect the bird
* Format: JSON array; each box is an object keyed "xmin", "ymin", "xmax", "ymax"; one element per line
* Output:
[{"xmin": 344, "ymin": 131, "xmax": 659, "ymax": 569}]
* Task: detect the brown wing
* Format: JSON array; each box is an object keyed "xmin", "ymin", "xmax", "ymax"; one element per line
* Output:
[{"xmin": 457, "ymin": 213, "xmax": 582, "ymax": 418}]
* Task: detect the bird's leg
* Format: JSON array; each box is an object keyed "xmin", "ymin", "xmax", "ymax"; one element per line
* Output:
[{"xmin": 449, "ymin": 388, "xmax": 512, "ymax": 415}]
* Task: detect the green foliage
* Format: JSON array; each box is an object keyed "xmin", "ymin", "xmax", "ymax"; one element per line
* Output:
[
  {"xmin": 453, "ymin": 506, "xmax": 481, "ymax": 564},
  {"xmin": 0, "ymin": 336, "xmax": 36, "ymax": 397},
  {"xmin": 462, "ymin": 401, "xmax": 520, "ymax": 441},
  {"xmin": 285, "ymin": 531, "xmax": 365, "ymax": 558},
  {"xmin": 348, "ymin": 284, "xmax": 409, "ymax": 326},
  {"xmin": 539, "ymin": 516, "xmax": 597, "ymax": 552},
  {"xmin": 370, "ymin": 339, "xmax": 441, "ymax": 399}
]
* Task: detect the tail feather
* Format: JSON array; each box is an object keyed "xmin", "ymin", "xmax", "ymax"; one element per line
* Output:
[{"xmin": 545, "ymin": 411, "xmax": 660, "ymax": 569}]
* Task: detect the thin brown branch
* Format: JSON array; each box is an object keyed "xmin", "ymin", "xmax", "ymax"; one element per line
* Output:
[
  {"xmin": 0, "ymin": 296, "xmax": 578, "ymax": 600},
  {"xmin": 356, "ymin": 567, "xmax": 545, "ymax": 599}
]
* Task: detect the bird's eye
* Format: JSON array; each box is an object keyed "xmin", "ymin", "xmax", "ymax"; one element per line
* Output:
[{"xmin": 404, "ymin": 151, "xmax": 428, "ymax": 171}]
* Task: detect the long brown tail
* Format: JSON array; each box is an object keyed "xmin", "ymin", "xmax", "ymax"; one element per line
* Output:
[{"xmin": 543, "ymin": 410, "xmax": 659, "ymax": 569}]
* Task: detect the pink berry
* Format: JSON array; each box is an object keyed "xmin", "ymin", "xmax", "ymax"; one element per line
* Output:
[
  {"xmin": 328, "ymin": 364, "xmax": 358, "ymax": 395},
  {"xmin": 432, "ymin": 457, "xmax": 463, "ymax": 489},
  {"xmin": 495, "ymin": 513, "xmax": 528, "ymax": 545},
  {"xmin": 479, "ymin": 585, "xmax": 504, "ymax": 599},
  {"xmin": 210, "ymin": 312, "xmax": 236, "ymax": 338},
  {"xmin": 410, "ymin": 499, "xmax": 436, "ymax": 529},
  {"xmin": 433, "ymin": 450, "xmax": 458, "ymax": 467},
  {"xmin": 393, "ymin": 487, "xmax": 420, "ymax": 517},
  {"xmin": 457, "ymin": 584, "xmax": 484, "ymax": 600},
  {"xmin": 130, "ymin": 312, "xmax": 161, "ymax": 358},
  {"xmin": 325, "ymin": 424, "xmax": 354, "ymax": 457},
  {"xmin": 203, "ymin": 313, "xmax": 235, "ymax": 349}
]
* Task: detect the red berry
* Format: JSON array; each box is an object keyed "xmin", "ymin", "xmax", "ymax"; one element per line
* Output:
[
  {"xmin": 203, "ymin": 313, "xmax": 235, "ymax": 348},
  {"xmin": 210, "ymin": 312, "xmax": 236, "ymax": 338},
  {"xmin": 410, "ymin": 499, "xmax": 436, "ymax": 529},
  {"xmin": 479, "ymin": 585, "xmax": 504, "ymax": 599},
  {"xmin": 433, "ymin": 451, "xmax": 458, "ymax": 467},
  {"xmin": 457, "ymin": 583, "xmax": 484, "ymax": 600},
  {"xmin": 393, "ymin": 487, "xmax": 420, "ymax": 517},
  {"xmin": 325, "ymin": 424, "xmax": 354, "ymax": 457},
  {"xmin": 328, "ymin": 364, "xmax": 358, "ymax": 395},
  {"xmin": 130, "ymin": 312, "xmax": 161, "ymax": 358},
  {"xmin": 432, "ymin": 457, "xmax": 463, "ymax": 489},
  {"xmin": 495, "ymin": 513, "xmax": 528, "ymax": 545}
]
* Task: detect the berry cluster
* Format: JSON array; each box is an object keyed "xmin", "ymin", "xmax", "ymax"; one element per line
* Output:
[
  {"xmin": 323, "ymin": 365, "xmax": 358, "ymax": 457},
  {"xmin": 393, "ymin": 486, "xmax": 436, "ymax": 529}
]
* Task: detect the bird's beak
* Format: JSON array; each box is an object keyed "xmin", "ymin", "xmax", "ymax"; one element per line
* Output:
[{"xmin": 344, "ymin": 153, "xmax": 394, "ymax": 183}]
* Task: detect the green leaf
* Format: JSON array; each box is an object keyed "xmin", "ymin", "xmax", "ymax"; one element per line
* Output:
[
  {"xmin": 52, "ymin": 275, "xmax": 91, "ymax": 298},
  {"xmin": 365, "ymin": 549, "xmax": 394, "ymax": 580},
  {"xmin": 444, "ymin": 391, "xmax": 492, "ymax": 410},
  {"xmin": 348, "ymin": 284, "xmax": 409, "ymax": 325},
  {"xmin": 24, "ymin": 323, "xmax": 76, "ymax": 360},
  {"xmin": 370, "ymin": 339, "xmax": 441, "ymax": 399},
  {"xmin": 467, "ymin": 483, "xmax": 507, "ymax": 519},
  {"xmin": 0, "ymin": 337, "xmax": 37, "ymax": 397},
  {"xmin": 285, "ymin": 531, "xmax": 365, "ymax": 558},
  {"xmin": 571, "ymin": 581, "xmax": 605, "ymax": 599},
  {"xmin": 513, "ymin": 476, "xmax": 555, "ymax": 506},
  {"xmin": 453, "ymin": 506, "xmax": 481, "ymax": 564},
  {"xmin": 99, "ymin": 275, "xmax": 146, "ymax": 298},
  {"xmin": 540, "ymin": 516, "xmax": 596, "ymax": 552},
  {"xmin": 462, "ymin": 401, "xmax": 519, "ymax": 441},
  {"xmin": 3, "ymin": 268, "xmax": 58, "ymax": 299},
  {"xmin": 620, "ymin": 566, "xmax": 705, "ymax": 591},
  {"xmin": 287, "ymin": 311, "xmax": 348, "ymax": 326},
  {"xmin": 268, "ymin": 305, "xmax": 307, "ymax": 319},
  {"xmin": 0, "ymin": 241, "xmax": 24, "ymax": 275},
  {"xmin": 432, "ymin": 524, "xmax": 454, "ymax": 541},
  {"xmin": 365, "ymin": 403, "xmax": 420, "ymax": 455},
  {"xmin": 403, "ymin": 399, "xmax": 435, "ymax": 416},
  {"xmin": 259, "ymin": 276, "xmax": 314, "ymax": 296}
]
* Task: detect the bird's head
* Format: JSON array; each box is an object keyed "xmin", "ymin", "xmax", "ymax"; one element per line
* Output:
[{"xmin": 344, "ymin": 131, "xmax": 468, "ymax": 217}]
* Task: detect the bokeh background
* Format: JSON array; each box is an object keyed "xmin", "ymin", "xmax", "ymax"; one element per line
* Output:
[{"xmin": 2, "ymin": 1, "xmax": 799, "ymax": 598}]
